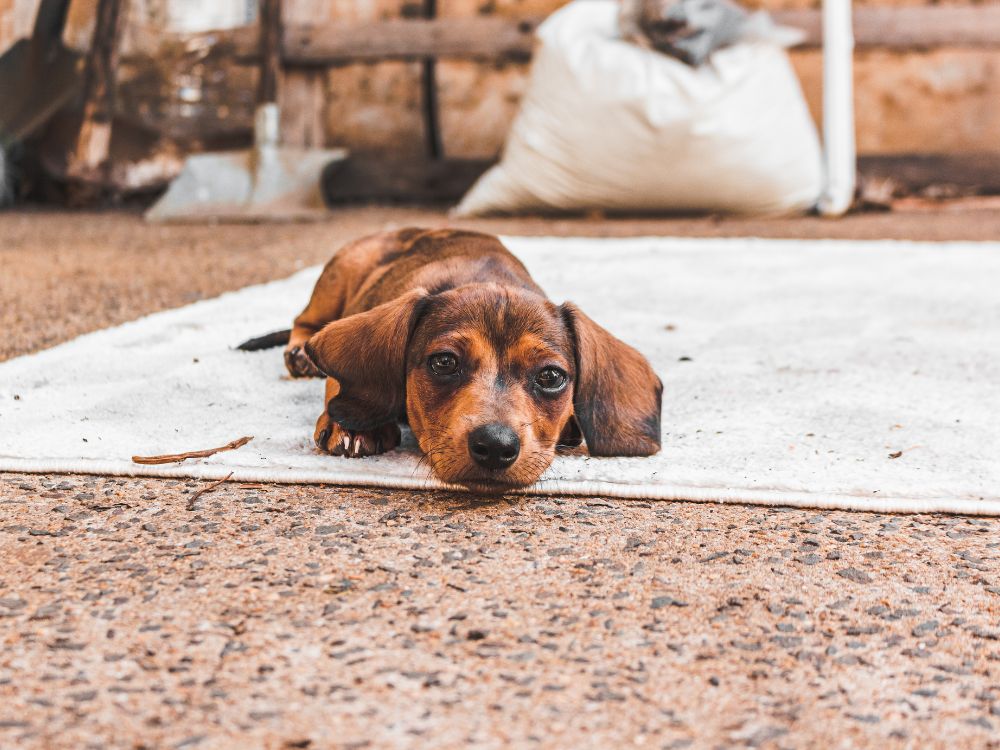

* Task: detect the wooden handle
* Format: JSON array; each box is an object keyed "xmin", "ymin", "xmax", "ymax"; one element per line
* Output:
[
  {"xmin": 31, "ymin": 0, "xmax": 70, "ymax": 43},
  {"xmin": 258, "ymin": 0, "xmax": 282, "ymax": 105},
  {"xmin": 68, "ymin": 0, "xmax": 126, "ymax": 183}
]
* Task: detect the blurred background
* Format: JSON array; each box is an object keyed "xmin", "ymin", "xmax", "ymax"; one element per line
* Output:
[{"xmin": 0, "ymin": 0, "xmax": 998, "ymax": 212}]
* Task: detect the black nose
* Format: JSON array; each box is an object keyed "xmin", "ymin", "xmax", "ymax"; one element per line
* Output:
[{"xmin": 468, "ymin": 423, "xmax": 520, "ymax": 470}]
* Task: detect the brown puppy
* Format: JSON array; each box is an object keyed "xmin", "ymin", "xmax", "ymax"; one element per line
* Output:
[{"xmin": 267, "ymin": 228, "xmax": 661, "ymax": 493}]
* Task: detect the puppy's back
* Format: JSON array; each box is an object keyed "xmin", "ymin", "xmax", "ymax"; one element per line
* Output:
[{"xmin": 345, "ymin": 229, "xmax": 543, "ymax": 315}]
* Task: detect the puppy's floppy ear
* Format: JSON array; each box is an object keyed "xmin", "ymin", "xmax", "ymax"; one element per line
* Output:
[
  {"xmin": 561, "ymin": 302, "xmax": 662, "ymax": 456},
  {"xmin": 305, "ymin": 288, "xmax": 429, "ymax": 431}
]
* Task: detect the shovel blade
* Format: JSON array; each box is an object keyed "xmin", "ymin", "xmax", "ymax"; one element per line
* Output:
[{"xmin": 145, "ymin": 146, "xmax": 347, "ymax": 223}]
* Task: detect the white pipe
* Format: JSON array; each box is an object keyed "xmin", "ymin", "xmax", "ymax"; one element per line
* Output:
[{"xmin": 818, "ymin": 0, "xmax": 856, "ymax": 216}]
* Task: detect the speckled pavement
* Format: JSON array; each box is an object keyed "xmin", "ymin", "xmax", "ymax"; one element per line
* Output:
[
  {"xmin": 3, "ymin": 209, "xmax": 1000, "ymax": 749},
  {"xmin": 2, "ymin": 474, "xmax": 1000, "ymax": 749}
]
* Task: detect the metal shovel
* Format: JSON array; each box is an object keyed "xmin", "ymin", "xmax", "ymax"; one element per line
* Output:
[{"xmin": 145, "ymin": 0, "xmax": 346, "ymax": 222}]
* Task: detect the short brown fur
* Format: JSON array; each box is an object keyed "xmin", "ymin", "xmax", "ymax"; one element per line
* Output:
[{"xmin": 282, "ymin": 229, "xmax": 661, "ymax": 493}]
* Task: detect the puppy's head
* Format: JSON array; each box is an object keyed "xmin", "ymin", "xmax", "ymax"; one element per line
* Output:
[{"xmin": 306, "ymin": 284, "xmax": 661, "ymax": 493}]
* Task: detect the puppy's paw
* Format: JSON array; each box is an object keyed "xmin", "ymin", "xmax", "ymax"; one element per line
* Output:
[
  {"xmin": 285, "ymin": 344, "xmax": 323, "ymax": 378},
  {"xmin": 314, "ymin": 413, "xmax": 401, "ymax": 457}
]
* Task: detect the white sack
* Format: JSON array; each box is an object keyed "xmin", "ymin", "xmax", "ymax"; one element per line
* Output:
[{"xmin": 455, "ymin": 0, "xmax": 823, "ymax": 216}]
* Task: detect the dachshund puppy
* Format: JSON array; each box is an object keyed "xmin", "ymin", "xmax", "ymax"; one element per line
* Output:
[{"xmin": 244, "ymin": 228, "xmax": 662, "ymax": 493}]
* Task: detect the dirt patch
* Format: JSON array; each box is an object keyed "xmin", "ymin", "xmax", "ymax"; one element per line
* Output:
[{"xmin": 3, "ymin": 205, "xmax": 1000, "ymax": 362}]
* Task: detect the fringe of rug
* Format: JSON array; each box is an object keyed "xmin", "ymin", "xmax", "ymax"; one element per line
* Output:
[{"xmin": 5, "ymin": 458, "xmax": 1000, "ymax": 517}]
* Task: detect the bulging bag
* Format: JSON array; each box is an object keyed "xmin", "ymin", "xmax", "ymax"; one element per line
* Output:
[{"xmin": 455, "ymin": 0, "xmax": 823, "ymax": 217}]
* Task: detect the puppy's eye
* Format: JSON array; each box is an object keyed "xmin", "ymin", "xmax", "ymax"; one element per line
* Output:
[
  {"xmin": 428, "ymin": 352, "xmax": 459, "ymax": 376},
  {"xmin": 535, "ymin": 367, "xmax": 567, "ymax": 392}
]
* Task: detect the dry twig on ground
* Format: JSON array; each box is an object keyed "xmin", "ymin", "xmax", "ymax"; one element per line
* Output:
[
  {"xmin": 186, "ymin": 472, "xmax": 235, "ymax": 510},
  {"xmin": 131, "ymin": 436, "xmax": 254, "ymax": 465}
]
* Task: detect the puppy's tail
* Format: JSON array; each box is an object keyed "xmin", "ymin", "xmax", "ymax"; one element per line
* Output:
[{"xmin": 236, "ymin": 329, "xmax": 292, "ymax": 351}]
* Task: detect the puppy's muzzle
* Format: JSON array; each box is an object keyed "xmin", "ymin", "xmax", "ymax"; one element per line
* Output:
[{"xmin": 468, "ymin": 423, "xmax": 520, "ymax": 471}]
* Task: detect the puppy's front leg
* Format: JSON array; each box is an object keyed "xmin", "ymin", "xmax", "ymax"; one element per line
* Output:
[{"xmin": 313, "ymin": 378, "xmax": 400, "ymax": 457}]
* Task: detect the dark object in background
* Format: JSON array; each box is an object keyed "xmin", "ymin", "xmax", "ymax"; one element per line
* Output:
[
  {"xmin": 322, "ymin": 155, "xmax": 488, "ymax": 204},
  {"xmin": 621, "ymin": 0, "xmax": 758, "ymax": 65},
  {"xmin": 0, "ymin": 0, "xmax": 82, "ymax": 143},
  {"xmin": 0, "ymin": 144, "xmax": 9, "ymax": 206}
]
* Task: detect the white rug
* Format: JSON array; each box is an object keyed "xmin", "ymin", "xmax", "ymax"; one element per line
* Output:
[{"xmin": 1, "ymin": 237, "xmax": 998, "ymax": 514}]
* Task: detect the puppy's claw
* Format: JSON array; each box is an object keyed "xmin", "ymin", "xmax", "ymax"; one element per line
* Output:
[
  {"xmin": 314, "ymin": 415, "xmax": 401, "ymax": 458},
  {"xmin": 317, "ymin": 427, "xmax": 331, "ymax": 451}
]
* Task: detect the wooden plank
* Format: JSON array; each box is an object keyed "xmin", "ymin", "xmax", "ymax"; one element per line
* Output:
[
  {"xmin": 775, "ymin": 6, "xmax": 1000, "ymax": 49},
  {"xmin": 282, "ymin": 6, "xmax": 1000, "ymax": 63},
  {"xmin": 66, "ymin": 0, "xmax": 125, "ymax": 190},
  {"xmin": 276, "ymin": 0, "xmax": 326, "ymax": 148},
  {"xmin": 286, "ymin": 17, "xmax": 538, "ymax": 64},
  {"xmin": 419, "ymin": 0, "xmax": 441, "ymax": 159},
  {"xmin": 225, "ymin": 5, "xmax": 1000, "ymax": 65},
  {"xmin": 279, "ymin": 69, "xmax": 326, "ymax": 147},
  {"xmin": 257, "ymin": 0, "xmax": 281, "ymax": 104}
]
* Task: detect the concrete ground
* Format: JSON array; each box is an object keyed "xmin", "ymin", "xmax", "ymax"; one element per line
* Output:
[{"xmin": 2, "ymin": 207, "xmax": 1000, "ymax": 749}]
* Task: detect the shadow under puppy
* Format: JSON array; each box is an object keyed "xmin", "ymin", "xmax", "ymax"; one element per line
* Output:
[{"xmin": 241, "ymin": 228, "xmax": 662, "ymax": 494}]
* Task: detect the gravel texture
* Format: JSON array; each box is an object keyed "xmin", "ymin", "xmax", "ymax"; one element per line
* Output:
[
  {"xmin": 2, "ymin": 474, "xmax": 1000, "ymax": 749},
  {"xmin": 2, "ymin": 207, "xmax": 1000, "ymax": 749}
]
